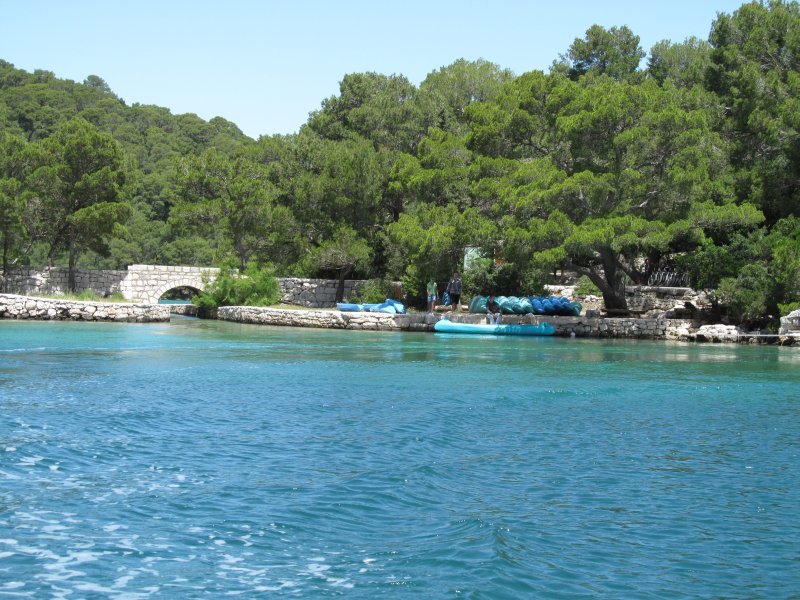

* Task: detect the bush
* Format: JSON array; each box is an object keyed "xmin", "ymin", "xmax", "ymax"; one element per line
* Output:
[
  {"xmin": 575, "ymin": 275, "xmax": 601, "ymax": 297},
  {"xmin": 350, "ymin": 278, "xmax": 395, "ymax": 304},
  {"xmin": 716, "ymin": 263, "xmax": 772, "ymax": 325},
  {"xmin": 193, "ymin": 262, "xmax": 281, "ymax": 311},
  {"xmin": 462, "ymin": 260, "xmax": 520, "ymax": 297}
]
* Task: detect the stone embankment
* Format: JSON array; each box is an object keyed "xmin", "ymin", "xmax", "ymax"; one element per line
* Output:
[
  {"xmin": 3, "ymin": 293, "xmax": 798, "ymax": 345},
  {"xmin": 217, "ymin": 306, "xmax": 432, "ymax": 332},
  {"xmin": 216, "ymin": 306, "xmax": 799, "ymax": 345},
  {"xmin": 0, "ymin": 294, "xmax": 170, "ymax": 322},
  {"xmin": 168, "ymin": 304, "xmax": 198, "ymax": 316}
]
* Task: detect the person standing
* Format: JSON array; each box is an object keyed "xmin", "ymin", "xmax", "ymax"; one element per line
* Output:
[
  {"xmin": 446, "ymin": 272, "xmax": 462, "ymax": 312},
  {"xmin": 486, "ymin": 294, "xmax": 502, "ymax": 324},
  {"xmin": 426, "ymin": 278, "xmax": 438, "ymax": 313}
]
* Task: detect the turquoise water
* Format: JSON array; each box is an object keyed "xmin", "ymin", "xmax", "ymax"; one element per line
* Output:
[{"xmin": 1, "ymin": 318, "xmax": 798, "ymax": 598}]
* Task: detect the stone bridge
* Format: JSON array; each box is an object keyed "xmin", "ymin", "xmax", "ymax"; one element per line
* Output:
[
  {"xmin": 1, "ymin": 264, "xmax": 219, "ymax": 305},
  {"xmin": 2, "ymin": 265, "xmax": 365, "ymax": 307},
  {"xmin": 121, "ymin": 265, "xmax": 219, "ymax": 304}
]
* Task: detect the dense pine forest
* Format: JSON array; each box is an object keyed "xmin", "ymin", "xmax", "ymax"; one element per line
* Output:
[{"xmin": 1, "ymin": 1, "xmax": 799, "ymax": 325}]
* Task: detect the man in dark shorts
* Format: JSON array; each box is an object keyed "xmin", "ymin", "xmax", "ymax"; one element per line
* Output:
[{"xmin": 446, "ymin": 272, "xmax": 462, "ymax": 312}]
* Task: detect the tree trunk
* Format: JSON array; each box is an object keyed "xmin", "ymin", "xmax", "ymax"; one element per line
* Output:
[
  {"xmin": 585, "ymin": 247, "xmax": 628, "ymax": 312},
  {"xmin": 68, "ymin": 238, "xmax": 77, "ymax": 293},
  {"xmin": 2, "ymin": 233, "xmax": 8, "ymax": 285},
  {"xmin": 335, "ymin": 266, "xmax": 352, "ymax": 303}
]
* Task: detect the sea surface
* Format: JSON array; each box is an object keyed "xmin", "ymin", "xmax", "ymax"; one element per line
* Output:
[{"xmin": 1, "ymin": 317, "xmax": 798, "ymax": 598}]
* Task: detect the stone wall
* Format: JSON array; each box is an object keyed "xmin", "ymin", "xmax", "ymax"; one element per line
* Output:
[
  {"xmin": 217, "ymin": 307, "xmax": 798, "ymax": 345},
  {"xmin": 531, "ymin": 314, "xmax": 680, "ymax": 339},
  {"xmin": 483, "ymin": 314, "xmax": 698, "ymax": 340},
  {"xmin": 278, "ymin": 278, "xmax": 364, "ymax": 307},
  {"xmin": 780, "ymin": 309, "xmax": 800, "ymax": 335},
  {"xmin": 0, "ymin": 294, "xmax": 170, "ymax": 322},
  {"xmin": 218, "ymin": 305, "xmax": 432, "ymax": 332},
  {"xmin": 546, "ymin": 283, "xmax": 707, "ymax": 318},
  {"xmin": 168, "ymin": 304, "xmax": 198, "ymax": 316},
  {"xmin": 1, "ymin": 267, "xmax": 127, "ymax": 297},
  {"xmin": 625, "ymin": 286, "xmax": 710, "ymax": 317},
  {"xmin": 218, "ymin": 307, "xmax": 691, "ymax": 339},
  {"xmin": 1, "ymin": 267, "xmax": 365, "ymax": 308},
  {"xmin": 3, "ymin": 293, "xmax": 796, "ymax": 344}
]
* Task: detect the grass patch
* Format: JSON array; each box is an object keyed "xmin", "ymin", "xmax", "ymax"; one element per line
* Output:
[{"xmin": 17, "ymin": 290, "xmax": 130, "ymax": 302}]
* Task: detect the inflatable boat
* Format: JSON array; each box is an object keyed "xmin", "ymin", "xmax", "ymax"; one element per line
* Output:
[
  {"xmin": 434, "ymin": 319, "xmax": 556, "ymax": 336},
  {"xmin": 336, "ymin": 299, "xmax": 406, "ymax": 314}
]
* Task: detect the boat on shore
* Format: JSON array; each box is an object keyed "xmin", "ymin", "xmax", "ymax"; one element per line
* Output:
[{"xmin": 434, "ymin": 319, "xmax": 555, "ymax": 336}]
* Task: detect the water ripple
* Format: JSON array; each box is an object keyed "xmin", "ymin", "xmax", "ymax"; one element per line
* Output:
[{"xmin": 1, "ymin": 321, "xmax": 798, "ymax": 597}]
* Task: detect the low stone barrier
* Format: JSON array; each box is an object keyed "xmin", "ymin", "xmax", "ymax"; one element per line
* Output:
[
  {"xmin": 168, "ymin": 304, "xmax": 198, "ymax": 316},
  {"xmin": 217, "ymin": 307, "xmax": 798, "ymax": 345},
  {"xmin": 4, "ymin": 294, "xmax": 796, "ymax": 345},
  {"xmin": 0, "ymin": 294, "xmax": 170, "ymax": 322},
  {"xmin": 218, "ymin": 307, "xmax": 676, "ymax": 338},
  {"xmin": 218, "ymin": 306, "xmax": 434, "ymax": 332}
]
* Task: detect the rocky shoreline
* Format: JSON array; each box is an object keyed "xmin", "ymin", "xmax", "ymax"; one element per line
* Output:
[
  {"xmin": 217, "ymin": 305, "xmax": 800, "ymax": 346},
  {"xmin": 0, "ymin": 293, "xmax": 170, "ymax": 322},
  {"xmin": 2, "ymin": 293, "xmax": 798, "ymax": 345}
]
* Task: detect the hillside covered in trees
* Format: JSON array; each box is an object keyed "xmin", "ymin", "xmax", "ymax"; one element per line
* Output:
[{"xmin": 1, "ymin": 0, "xmax": 799, "ymax": 326}]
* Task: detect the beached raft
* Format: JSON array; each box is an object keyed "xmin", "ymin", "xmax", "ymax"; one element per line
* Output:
[
  {"xmin": 434, "ymin": 319, "xmax": 556, "ymax": 336},
  {"xmin": 336, "ymin": 299, "xmax": 406, "ymax": 314}
]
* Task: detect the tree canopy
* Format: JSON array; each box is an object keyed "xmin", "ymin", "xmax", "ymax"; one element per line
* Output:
[{"xmin": 1, "ymin": 2, "xmax": 799, "ymax": 323}]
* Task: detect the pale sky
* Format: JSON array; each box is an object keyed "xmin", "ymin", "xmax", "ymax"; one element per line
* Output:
[{"xmin": 1, "ymin": 0, "xmax": 747, "ymax": 139}]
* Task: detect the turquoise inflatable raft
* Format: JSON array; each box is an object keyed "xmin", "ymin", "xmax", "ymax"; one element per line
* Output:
[
  {"xmin": 336, "ymin": 299, "xmax": 406, "ymax": 314},
  {"xmin": 434, "ymin": 319, "xmax": 556, "ymax": 336}
]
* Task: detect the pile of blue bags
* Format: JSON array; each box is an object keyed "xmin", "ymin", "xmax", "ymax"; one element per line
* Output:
[
  {"xmin": 336, "ymin": 299, "xmax": 406, "ymax": 314},
  {"xmin": 468, "ymin": 295, "xmax": 581, "ymax": 316}
]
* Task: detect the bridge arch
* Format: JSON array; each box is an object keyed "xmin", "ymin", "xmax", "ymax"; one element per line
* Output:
[{"xmin": 121, "ymin": 265, "xmax": 219, "ymax": 304}]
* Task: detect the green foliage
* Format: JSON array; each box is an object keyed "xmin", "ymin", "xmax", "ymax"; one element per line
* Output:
[
  {"xmin": 682, "ymin": 228, "xmax": 768, "ymax": 291},
  {"xmin": 0, "ymin": 130, "xmax": 29, "ymax": 274},
  {"xmin": 717, "ymin": 263, "xmax": 772, "ymax": 325},
  {"xmin": 707, "ymin": 0, "xmax": 800, "ymax": 223},
  {"xmin": 417, "ymin": 59, "xmax": 515, "ymax": 137},
  {"xmin": 555, "ymin": 24, "xmax": 645, "ymax": 82},
  {"xmin": 72, "ymin": 290, "xmax": 127, "ymax": 302},
  {"xmin": 172, "ymin": 148, "xmax": 279, "ymax": 269},
  {"xmin": 2, "ymin": 3, "xmax": 800, "ymax": 326},
  {"xmin": 462, "ymin": 258, "xmax": 497, "ymax": 297},
  {"xmin": 688, "ymin": 201, "xmax": 765, "ymax": 243},
  {"xmin": 25, "ymin": 118, "xmax": 130, "ymax": 289},
  {"xmin": 647, "ymin": 37, "xmax": 711, "ymax": 87},
  {"xmin": 349, "ymin": 277, "xmax": 396, "ymax": 304},
  {"xmin": 307, "ymin": 72, "xmax": 422, "ymax": 153},
  {"xmin": 461, "ymin": 258, "xmax": 523, "ymax": 297},
  {"xmin": 575, "ymin": 275, "xmax": 601, "ymax": 297},
  {"xmin": 298, "ymin": 224, "xmax": 372, "ymax": 279},
  {"xmin": 386, "ymin": 203, "xmax": 496, "ymax": 301},
  {"xmin": 30, "ymin": 289, "xmax": 128, "ymax": 302},
  {"xmin": 192, "ymin": 262, "xmax": 281, "ymax": 311},
  {"xmin": 779, "ymin": 302, "xmax": 800, "ymax": 316}
]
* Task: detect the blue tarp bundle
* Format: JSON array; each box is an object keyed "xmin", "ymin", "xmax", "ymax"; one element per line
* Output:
[
  {"xmin": 468, "ymin": 295, "xmax": 581, "ymax": 316},
  {"xmin": 337, "ymin": 299, "xmax": 406, "ymax": 314}
]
